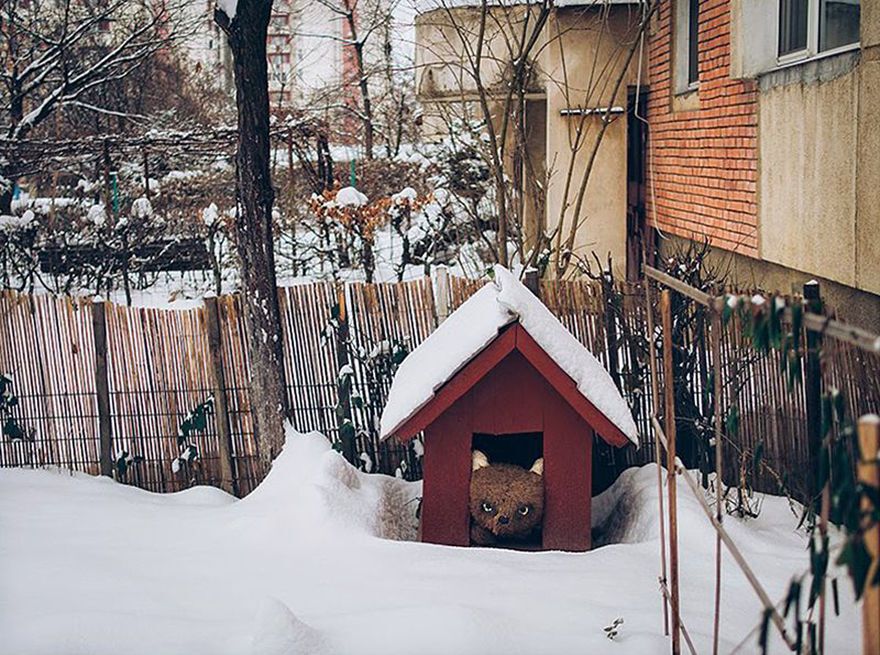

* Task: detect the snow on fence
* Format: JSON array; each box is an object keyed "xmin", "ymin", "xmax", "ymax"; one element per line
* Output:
[{"xmin": 1, "ymin": 273, "xmax": 877, "ymax": 506}]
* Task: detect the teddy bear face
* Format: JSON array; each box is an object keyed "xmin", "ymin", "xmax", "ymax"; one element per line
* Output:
[{"xmin": 469, "ymin": 450, "xmax": 544, "ymax": 544}]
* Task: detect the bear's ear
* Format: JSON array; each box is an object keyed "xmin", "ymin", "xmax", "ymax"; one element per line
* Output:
[
  {"xmin": 472, "ymin": 450, "xmax": 490, "ymax": 471},
  {"xmin": 529, "ymin": 457, "xmax": 544, "ymax": 476}
]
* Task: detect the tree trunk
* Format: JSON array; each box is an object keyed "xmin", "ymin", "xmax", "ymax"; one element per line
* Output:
[{"xmin": 216, "ymin": 0, "xmax": 289, "ymax": 469}]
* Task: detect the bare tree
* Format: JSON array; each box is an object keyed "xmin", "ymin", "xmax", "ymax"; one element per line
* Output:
[
  {"xmin": 215, "ymin": 0, "xmax": 290, "ymax": 468},
  {"xmin": 0, "ymin": 0, "xmax": 196, "ymax": 212},
  {"xmin": 297, "ymin": 0, "xmax": 415, "ymax": 160},
  {"xmin": 415, "ymin": 0, "xmax": 658, "ymax": 275}
]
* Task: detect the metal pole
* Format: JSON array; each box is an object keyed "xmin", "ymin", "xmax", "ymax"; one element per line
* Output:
[
  {"xmin": 711, "ymin": 309, "xmax": 723, "ymax": 655},
  {"xmin": 661, "ymin": 289, "xmax": 681, "ymax": 655}
]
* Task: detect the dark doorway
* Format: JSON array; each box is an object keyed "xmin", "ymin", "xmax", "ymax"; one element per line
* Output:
[
  {"xmin": 626, "ymin": 86, "xmax": 654, "ymax": 282},
  {"xmin": 472, "ymin": 432, "xmax": 543, "ymax": 470}
]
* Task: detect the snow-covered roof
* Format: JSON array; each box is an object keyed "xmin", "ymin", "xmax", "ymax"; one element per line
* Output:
[{"xmin": 380, "ymin": 267, "xmax": 638, "ymax": 444}]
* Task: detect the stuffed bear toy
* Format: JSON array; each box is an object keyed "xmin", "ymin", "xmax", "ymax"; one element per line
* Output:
[{"xmin": 469, "ymin": 450, "xmax": 544, "ymax": 546}]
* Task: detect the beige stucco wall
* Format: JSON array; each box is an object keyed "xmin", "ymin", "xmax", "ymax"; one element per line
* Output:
[
  {"xmin": 539, "ymin": 7, "xmax": 639, "ymax": 276},
  {"xmin": 659, "ymin": 234, "xmax": 880, "ymax": 331},
  {"xmin": 758, "ymin": 11, "xmax": 880, "ymax": 296},
  {"xmin": 414, "ymin": 5, "xmax": 642, "ymax": 276}
]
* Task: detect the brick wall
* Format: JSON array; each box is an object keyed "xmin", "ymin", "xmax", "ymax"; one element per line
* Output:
[{"xmin": 646, "ymin": 0, "xmax": 759, "ymax": 256}]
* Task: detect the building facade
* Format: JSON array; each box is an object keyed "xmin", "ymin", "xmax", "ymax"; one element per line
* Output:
[
  {"xmin": 415, "ymin": 1, "xmax": 646, "ymax": 275},
  {"xmin": 185, "ymin": 0, "xmax": 359, "ymax": 108},
  {"xmin": 646, "ymin": 0, "xmax": 878, "ymax": 327}
]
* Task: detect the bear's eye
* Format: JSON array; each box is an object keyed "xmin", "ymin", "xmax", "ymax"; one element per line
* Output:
[
  {"xmin": 481, "ymin": 501, "xmax": 494, "ymax": 513},
  {"xmin": 517, "ymin": 505, "xmax": 530, "ymax": 516}
]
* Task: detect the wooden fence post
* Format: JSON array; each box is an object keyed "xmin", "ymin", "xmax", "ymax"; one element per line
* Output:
[
  {"xmin": 859, "ymin": 414, "xmax": 880, "ymax": 655},
  {"xmin": 804, "ymin": 280, "xmax": 823, "ymax": 499},
  {"xmin": 434, "ymin": 266, "xmax": 450, "ymax": 325},
  {"xmin": 523, "ymin": 269, "xmax": 540, "ymax": 298},
  {"xmin": 91, "ymin": 298, "xmax": 113, "ymax": 477},
  {"xmin": 645, "ymin": 278, "xmax": 670, "ymax": 636},
  {"xmin": 661, "ymin": 289, "xmax": 681, "ymax": 655},
  {"xmin": 204, "ymin": 296, "xmax": 238, "ymax": 497},
  {"xmin": 335, "ymin": 286, "xmax": 356, "ymax": 464}
]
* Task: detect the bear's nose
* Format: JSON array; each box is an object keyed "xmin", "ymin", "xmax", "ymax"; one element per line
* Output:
[{"xmin": 498, "ymin": 516, "xmax": 510, "ymax": 525}]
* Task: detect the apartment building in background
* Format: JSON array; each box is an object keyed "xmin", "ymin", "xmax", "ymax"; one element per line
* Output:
[{"xmin": 186, "ymin": 0, "xmax": 395, "ymax": 115}]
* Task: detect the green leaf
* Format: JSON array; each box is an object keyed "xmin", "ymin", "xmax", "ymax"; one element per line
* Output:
[
  {"xmin": 821, "ymin": 394, "xmax": 832, "ymax": 438},
  {"xmin": 836, "ymin": 537, "xmax": 872, "ymax": 600},
  {"xmin": 783, "ymin": 578, "xmax": 801, "ymax": 617},
  {"xmin": 832, "ymin": 389, "xmax": 846, "ymax": 424},
  {"xmin": 339, "ymin": 421, "xmax": 356, "ymax": 441},
  {"xmin": 3, "ymin": 418, "xmax": 25, "ymax": 440},
  {"xmin": 753, "ymin": 441, "xmax": 764, "ymax": 478},
  {"xmin": 726, "ymin": 405, "xmax": 740, "ymax": 437},
  {"xmin": 769, "ymin": 296, "xmax": 783, "ymax": 350},
  {"xmin": 758, "ymin": 608, "xmax": 772, "ymax": 654}
]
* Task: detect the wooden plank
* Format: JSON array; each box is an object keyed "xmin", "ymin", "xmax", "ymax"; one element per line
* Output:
[
  {"xmin": 205, "ymin": 297, "xmax": 237, "ymax": 496},
  {"xmin": 859, "ymin": 415, "xmax": 880, "ymax": 655}
]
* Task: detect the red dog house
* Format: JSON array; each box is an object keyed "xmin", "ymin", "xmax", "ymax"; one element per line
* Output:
[{"xmin": 380, "ymin": 267, "xmax": 638, "ymax": 552}]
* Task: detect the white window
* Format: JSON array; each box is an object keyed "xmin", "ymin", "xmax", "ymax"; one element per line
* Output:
[{"xmin": 778, "ymin": 0, "xmax": 860, "ymax": 63}]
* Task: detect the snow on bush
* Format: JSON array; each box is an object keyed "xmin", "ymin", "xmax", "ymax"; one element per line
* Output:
[
  {"xmin": 131, "ymin": 196, "xmax": 153, "ymax": 220},
  {"xmin": 87, "ymin": 203, "xmax": 107, "ymax": 227},
  {"xmin": 334, "ymin": 186, "xmax": 368, "ymax": 208}
]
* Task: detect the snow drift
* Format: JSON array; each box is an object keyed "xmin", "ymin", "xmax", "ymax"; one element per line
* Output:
[{"xmin": 0, "ymin": 426, "xmax": 859, "ymax": 655}]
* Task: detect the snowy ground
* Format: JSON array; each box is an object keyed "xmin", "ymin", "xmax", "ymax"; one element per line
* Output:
[{"xmin": 0, "ymin": 428, "xmax": 860, "ymax": 655}]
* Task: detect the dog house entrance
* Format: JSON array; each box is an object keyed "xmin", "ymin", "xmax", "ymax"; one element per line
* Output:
[
  {"xmin": 472, "ymin": 432, "xmax": 542, "ymax": 469},
  {"xmin": 472, "ymin": 432, "xmax": 544, "ymax": 550}
]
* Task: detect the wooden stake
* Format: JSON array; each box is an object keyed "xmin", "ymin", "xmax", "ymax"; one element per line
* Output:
[
  {"xmin": 858, "ymin": 414, "xmax": 880, "ymax": 655},
  {"xmin": 804, "ymin": 281, "xmax": 823, "ymax": 500},
  {"xmin": 335, "ymin": 286, "xmax": 355, "ymax": 464},
  {"xmin": 434, "ymin": 266, "xmax": 451, "ymax": 326},
  {"xmin": 91, "ymin": 299, "xmax": 113, "ymax": 477},
  {"xmin": 645, "ymin": 277, "xmax": 670, "ymax": 636},
  {"xmin": 661, "ymin": 289, "xmax": 681, "ymax": 655},
  {"xmin": 205, "ymin": 296, "xmax": 238, "ymax": 497}
]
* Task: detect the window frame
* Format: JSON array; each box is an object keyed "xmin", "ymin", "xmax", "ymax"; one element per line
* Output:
[
  {"xmin": 673, "ymin": 0, "xmax": 700, "ymax": 95},
  {"xmin": 776, "ymin": 0, "xmax": 860, "ymax": 67}
]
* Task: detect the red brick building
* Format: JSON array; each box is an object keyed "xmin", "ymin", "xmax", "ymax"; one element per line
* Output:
[
  {"xmin": 644, "ymin": 0, "xmax": 876, "ymax": 327},
  {"xmin": 646, "ymin": 0, "xmax": 759, "ymax": 255}
]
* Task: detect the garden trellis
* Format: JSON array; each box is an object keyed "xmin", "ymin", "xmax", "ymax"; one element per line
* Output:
[{"xmin": 643, "ymin": 264, "xmax": 880, "ymax": 655}]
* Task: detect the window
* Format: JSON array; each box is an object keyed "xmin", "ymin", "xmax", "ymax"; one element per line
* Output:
[
  {"xmin": 778, "ymin": 0, "xmax": 860, "ymax": 61},
  {"xmin": 674, "ymin": 0, "xmax": 700, "ymax": 93},
  {"xmin": 819, "ymin": 0, "xmax": 860, "ymax": 51},
  {"xmin": 687, "ymin": 0, "xmax": 699, "ymax": 86}
]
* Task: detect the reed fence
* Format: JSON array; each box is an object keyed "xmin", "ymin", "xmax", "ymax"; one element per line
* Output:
[{"xmin": 1, "ymin": 269, "xmax": 877, "ymax": 507}]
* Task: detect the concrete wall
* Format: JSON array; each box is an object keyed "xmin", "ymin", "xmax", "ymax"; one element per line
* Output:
[
  {"xmin": 757, "ymin": 11, "xmax": 880, "ymax": 296},
  {"xmin": 659, "ymin": 234, "xmax": 880, "ymax": 331},
  {"xmin": 758, "ymin": 53, "xmax": 880, "ymax": 293},
  {"xmin": 540, "ymin": 7, "xmax": 640, "ymax": 274},
  {"xmin": 414, "ymin": 4, "xmax": 642, "ymax": 276}
]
